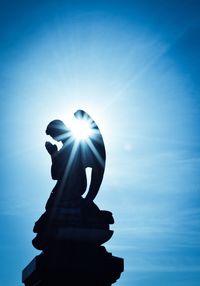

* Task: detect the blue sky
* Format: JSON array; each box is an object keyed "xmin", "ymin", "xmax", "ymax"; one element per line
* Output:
[{"xmin": 0, "ymin": 0, "xmax": 200, "ymax": 285}]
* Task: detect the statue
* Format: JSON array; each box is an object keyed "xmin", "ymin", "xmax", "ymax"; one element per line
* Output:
[
  {"xmin": 32, "ymin": 110, "xmax": 114, "ymax": 250},
  {"xmin": 23, "ymin": 109, "xmax": 124, "ymax": 286},
  {"xmin": 45, "ymin": 110, "xmax": 106, "ymax": 208}
]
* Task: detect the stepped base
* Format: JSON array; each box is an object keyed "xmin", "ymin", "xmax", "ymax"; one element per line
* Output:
[{"xmin": 22, "ymin": 243, "xmax": 124, "ymax": 286}]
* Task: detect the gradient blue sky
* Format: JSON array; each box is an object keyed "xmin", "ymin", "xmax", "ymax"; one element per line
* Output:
[{"xmin": 0, "ymin": 0, "xmax": 200, "ymax": 285}]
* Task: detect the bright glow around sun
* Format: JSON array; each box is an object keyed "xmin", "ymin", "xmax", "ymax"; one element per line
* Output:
[{"xmin": 70, "ymin": 119, "xmax": 93, "ymax": 140}]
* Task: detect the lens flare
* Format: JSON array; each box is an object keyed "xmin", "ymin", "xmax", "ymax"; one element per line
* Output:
[{"xmin": 70, "ymin": 119, "xmax": 92, "ymax": 140}]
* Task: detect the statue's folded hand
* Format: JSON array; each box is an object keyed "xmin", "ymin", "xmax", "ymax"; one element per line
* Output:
[{"xmin": 45, "ymin": 141, "xmax": 57, "ymax": 155}]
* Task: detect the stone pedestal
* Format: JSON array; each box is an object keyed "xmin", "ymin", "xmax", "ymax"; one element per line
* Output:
[
  {"xmin": 23, "ymin": 204, "xmax": 124, "ymax": 285},
  {"xmin": 22, "ymin": 243, "xmax": 124, "ymax": 286}
]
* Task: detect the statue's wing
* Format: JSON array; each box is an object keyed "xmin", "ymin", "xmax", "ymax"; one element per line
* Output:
[{"xmin": 74, "ymin": 110, "xmax": 106, "ymax": 202}]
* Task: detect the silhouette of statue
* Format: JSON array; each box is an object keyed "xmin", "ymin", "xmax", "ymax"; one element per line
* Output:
[
  {"xmin": 45, "ymin": 110, "xmax": 106, "ymax": 209},
  {"xmin": 22, "ymin": 110, "xmax": 124, "ymax": 286}
]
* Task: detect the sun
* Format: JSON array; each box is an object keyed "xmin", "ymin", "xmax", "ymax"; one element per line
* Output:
[{"xmin": 70, "ymin": 119, "xmax": 93, "ymax": 140}]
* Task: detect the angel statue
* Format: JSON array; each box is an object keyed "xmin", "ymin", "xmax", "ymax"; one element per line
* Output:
[
  {"xmin": 45, "ymin": 109, "xmax": 106, "ymax": 209},
  {"xmin": 33, "ymin": 110, "xmax": 113, "ymax": 250}
]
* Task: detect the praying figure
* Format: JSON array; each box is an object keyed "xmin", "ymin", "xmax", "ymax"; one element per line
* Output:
[
  {"xmin": 45, "ymin": 109, "xmax": 106, "ymax": 209},
  {"xmin": 32, "ymin": 110, "xmax": 113, "ymax": 250}
]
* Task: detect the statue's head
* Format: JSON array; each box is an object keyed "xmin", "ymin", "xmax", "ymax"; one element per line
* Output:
[{"xmin": 46, "ymin": 120, "xmax": 69, "ymax": 142}]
